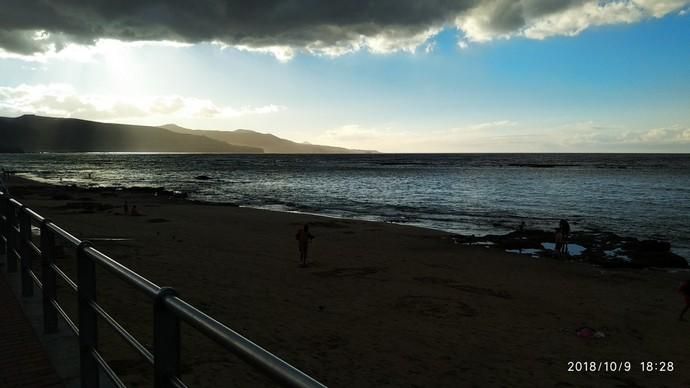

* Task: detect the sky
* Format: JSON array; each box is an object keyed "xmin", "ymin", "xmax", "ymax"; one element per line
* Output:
[{"xmin": 1, "ymin": 0, "xmax": 689, "ymax": 153}]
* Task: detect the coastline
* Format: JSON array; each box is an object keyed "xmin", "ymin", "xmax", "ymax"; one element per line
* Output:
[
  {"xmin": 3, "ymin": 152, "xmax": 689, "ymax": 261},
  {"xmin": 11, "ymin": 172, "xmax": 688, "ymax": 268},
  {"xmin": 4, "ymin": 175, "xmax": 690, "ymax": 387}
]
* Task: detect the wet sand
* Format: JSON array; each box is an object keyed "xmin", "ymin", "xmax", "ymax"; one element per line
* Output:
[{"xmin": 5, "ymin": 176, "xmax": 690, "ymax": 387}]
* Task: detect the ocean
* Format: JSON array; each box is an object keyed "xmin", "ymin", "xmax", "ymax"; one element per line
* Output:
[{"xmin": 1, "ymin": 153, "xmax": 689, "ymax": 259}]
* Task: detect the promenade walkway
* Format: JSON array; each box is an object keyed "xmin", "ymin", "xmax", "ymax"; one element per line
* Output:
[{"xmin": 0, "ymin": 266, "xmax": 64, "ymax": 388}]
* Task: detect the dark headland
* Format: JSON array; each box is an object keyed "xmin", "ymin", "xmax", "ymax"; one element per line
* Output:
[{"xmin": 0, "ymin": 115, "xmax": 377, "ymax": 154}]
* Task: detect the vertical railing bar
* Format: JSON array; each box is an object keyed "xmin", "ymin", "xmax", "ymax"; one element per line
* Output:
[
  {"xmin": 77, "ymin": 240, "xmax": 99, "ymax": 388},
  {"xmin": 41, "ymin": 219, "xmax": 58, "ymax": 334},
  {"xmin": 154, "ymin": 287, "xmax": 181, "ymax": 388},
  {"xmin": 0, "ymin": 193, "xmax": 6, "ymax": 254},
  {"xmin": 20, "ymin": 207, "xmax": 33, "ymax": 296},
  {"xmin": 6, "ymin": 197, "xmax": 17, "ymax": 272}
]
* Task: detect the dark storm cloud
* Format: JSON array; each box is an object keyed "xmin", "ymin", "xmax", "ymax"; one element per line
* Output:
[
  {"xmin": 0, "ymin": 0, "xmax": 476, "ymax": 54},
  {"xmin": 0, "ymin": 0, "xmax": 666, "ymax": 56}
]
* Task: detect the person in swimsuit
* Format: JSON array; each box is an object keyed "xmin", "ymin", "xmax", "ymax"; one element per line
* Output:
[
  {"xmin": 679, "ymin": 279, "xmax": 690, "ymax": 321},
  {"xmin": 296, "ymin": 224, "xmax": 315, "ymax": 267}
]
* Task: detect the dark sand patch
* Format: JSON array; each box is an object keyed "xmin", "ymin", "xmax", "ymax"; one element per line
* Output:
[
  {"xmin": 414, "ymin": 277, "xmax": 512, "ymax": 299},
  {"xmin": 314, "ymin": 267, "xmax": 384, "ymax": 278},
  {"xmin": 147, "ymin": 218, "xmax": 171, "ymax": 223},
  {"xmin": 395, "ymin": 295, "xmax": 477, "ymax": 318}
]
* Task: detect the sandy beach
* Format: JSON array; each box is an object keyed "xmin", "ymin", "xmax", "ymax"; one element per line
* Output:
[{"xmin": 6, "ymin": 176, "xmax": 690, "ymax": 387}]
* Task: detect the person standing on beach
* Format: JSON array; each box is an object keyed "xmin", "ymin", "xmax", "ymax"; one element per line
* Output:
[
  {"xmin": 559, "ymin": 219, "xmax": 571, "ymax": 254},
  {"xmin": 679, "ymin": 279, "xmax": 690, "ymax": 320},
  {"xmin": 554, "ymin": 228, "xmax": 563, "ymax": 257},
  {"xmin": 296, "ymin": 224, "xmax": 315, "ymax": 267}
]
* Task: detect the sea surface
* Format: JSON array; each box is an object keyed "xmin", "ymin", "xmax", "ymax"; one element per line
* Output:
[{"xmin": 1, "ymin": 153, "xmax": 689, "ymax": 259}]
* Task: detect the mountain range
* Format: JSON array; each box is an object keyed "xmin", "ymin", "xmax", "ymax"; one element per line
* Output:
[
  {"xmin": 160, "ymin": 124, "xmax": 375, "ymax": 154},
  {"xmin": 0, "ymin": 115, "xmax": 377, "ymax": 154}
]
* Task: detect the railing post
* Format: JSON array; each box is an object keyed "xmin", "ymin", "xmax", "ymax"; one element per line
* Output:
[
  {"xmin": 41, "ymin": 219, "xmax": 58, "ymax": 333},
  {"xmin": 7, "ymin": 199, "xmax": 17, "ymax": 272},
  {"xmin": 77, "ymin": 241, "xmax": 99, "ymax": 388},
  {"xmin": 19, "ymin": 208, "xmax": 33, "ymax": 297},
  {"xmin": 154, "ymin": 287, "xmax": 180, "ymax": 388},
  {"xmin": 0, "ymin": 193, "xmax": 6, "ymax": 255}
]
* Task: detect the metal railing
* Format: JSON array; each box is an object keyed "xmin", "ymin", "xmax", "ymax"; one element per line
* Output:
[{"xmin": 0, "ymin": 190, "xmax": 326, "ymax": 388}]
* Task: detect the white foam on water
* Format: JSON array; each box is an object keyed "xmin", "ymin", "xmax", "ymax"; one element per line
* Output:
[
  {"xmin": 567, "ymin": 244, "xmax": 586, "ymax": 256},
  {"xmin": 506, "ymin": 248, "xmax": 542, "ymax": 255},
  {"xmin": 605, "ymin": 248, "xmax": 625, "ymax": 257},
  {"xmin": 541, "ymin": 242, "xmax": 586, "ymax": 256},
  {"xmin": 604, "ymin": 248, "xmax": 631, "ymax": 262}
]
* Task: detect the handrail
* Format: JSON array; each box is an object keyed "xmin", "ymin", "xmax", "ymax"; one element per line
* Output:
[
  {"xmin": 25, "ymin": 207, "xmax": 45, "ymax": 223},
  {"xmin": 53, "ymin": 300, "xmax": 79, "ymax": 336},
  {"xmin": 90, "ymin": 300, "xmax": 155, "ymax": 365},
  {"xmin": 84, "ymin": 246, "xmax": 161, "ymax": 299},
  {"xmin": 47, "ymin": 222, "xmax": 82, "ymax": 246},
  {"xmin": 165, "ymin": 296, "xmax": 324, "ymax": 388},
  {"xmin": 92, "ymin": 349, "xmax": 128, "ymax": 388},
  {"xmin": 28, "ymin": 240, "xmax": 41, "ymax": 256},
  {"xmin": 28, "ymin": 269, "xmax": 42, "ymax": 288},
  {"xmin": 0, "ymin": 190, "xmax": 327, "ymax": 388},
  {"xmin": 51, "ymin": 263, "xmax": 78, "ymax": 291}
]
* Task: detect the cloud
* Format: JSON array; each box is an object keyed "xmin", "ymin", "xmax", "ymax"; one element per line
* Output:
[
  {"xmin": 457, "ymin": 0, "xmax": 690, "ymax": 43},
  {"xmin": 1, "ymin": 1, "xmax": 687, "ymax": 61},
  {"xmin": 0, "ymin": 37, "xmax": 191, "ymax": 62},
  {"xmin": 545, "ymin": 122, "xmax": 690, "ymax": 152},
  {"xmin": 0, "ymin": 83, "xmax": 284, "ymax": 120},
  {"xmin": 0, "ymin": 0, "xmax": 471, "ymax": 61},
  {"xmin": 465, "ymin": 120, "xmax": 517, "ymax": 131},
  {"xmin": 621, "ymin": 126, "xmax": 690, "ymax": 144},
  {"xmin": 316, "ymin": 120, "xmax": 526, "ymax": 152},
  {"xmin": 316, "ymin": 120, "xmax": 690, "ymax": 152}
]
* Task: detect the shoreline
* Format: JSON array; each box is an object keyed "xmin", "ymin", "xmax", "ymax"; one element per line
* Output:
[
  {"xmin": 4, "ymin": 152, "xmax": 689, "ymax": 261},
  {"xmin": 9, "ymin": 173, "xmax": 688, "ymax": 268}
]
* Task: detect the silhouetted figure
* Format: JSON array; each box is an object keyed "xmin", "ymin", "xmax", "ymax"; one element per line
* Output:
[
  {"xmin": 559, "ymin": 219, "xmax": 570, "ymax": 254},
  {"xmin": 124, "ymin": 200, "xmax": 129, "ymax": 215},
  {"xmin": 518, "ymin": 221, "xmax": 525, "ymax": 233},
  {"xmin": 554, "ymin": 228, "xmax": 563, "ymax": 257},
  {"xmin": 0, "ymin": 171, "xmax": 7, "ymax": 195},
  {"xmin": 679, "ymin": 280, "xmax": 690, "ymax": 321},
  {"xmin": 130, "ymin": 205, "xmax": 141, "ymax": 216},
  {"xmin": 295, "ymin": 224, "xmax": 315, "ymax": 267}
]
